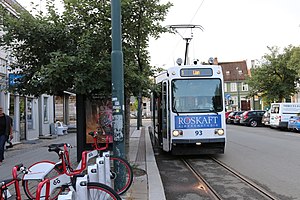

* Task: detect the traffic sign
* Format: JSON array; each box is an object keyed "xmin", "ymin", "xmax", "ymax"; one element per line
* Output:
[{"xmin": 225, "ymin": 93, "xmax": 231, "ymax": 100}]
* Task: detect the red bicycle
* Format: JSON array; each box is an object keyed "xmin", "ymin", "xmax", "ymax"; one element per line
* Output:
[
  {"xmin": 23, "ymin": 129, "xmax": 133, "ymax": 199},
  {"xmin": 35, "ymin": 143, "xmax": 121, "ymax": 200}
]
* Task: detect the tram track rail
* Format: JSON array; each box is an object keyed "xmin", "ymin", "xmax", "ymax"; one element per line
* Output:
[
  {"xmin": 210, "ymin": 157, "xmax": 278, "ymax": 200},
  {"xmin": 182, "ymin": 157, "xmax": 278, "ymax": 200},
  {"xmin": 182, "ymin": 159, "xmax": 222, "ymax": 200}
]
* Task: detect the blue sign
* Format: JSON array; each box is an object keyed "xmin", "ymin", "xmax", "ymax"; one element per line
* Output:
[
  {"xmin": 9, "ymin": 74, "xmax": 23, "ymax": 87},
  {"xmin": 175, "ymin": 115, "xmax": 221, "ymax": 129},
  {"xmin": 225, "ymin": 93, "xmax": 231, "ymax": 99}
]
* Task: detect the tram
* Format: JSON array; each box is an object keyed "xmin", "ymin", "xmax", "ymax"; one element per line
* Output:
[{"xmin": 152, "ymin": 58, "xmax": 226, "ymax": 155}]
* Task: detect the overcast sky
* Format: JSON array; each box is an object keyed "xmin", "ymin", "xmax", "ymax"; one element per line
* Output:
[{"xmin": 19, "ymin": 0, "xmax": 300, "ymax": 68}]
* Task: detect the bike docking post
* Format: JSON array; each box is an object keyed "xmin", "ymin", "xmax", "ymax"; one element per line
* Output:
[
  {"xmin": 103, "ymin": 151, "xmax": 112, "ymax": 186},
  {"xmin": 57, "ymin": 191, "xmax": 75, "ymax": 200},
  {"xmin": 87, "ymin": 163, "xmax": 99, "ymax": 183},
  {"xmin": 95, "ymin": 156, "xmax": 106, "ymax": 184},
  {"xmin": 88, "ymin": 156, "xmax": 106, "ymax": 184},
  {"xmin": 75, "ymin": 175, "xmax": 88, "ymax": 199}
]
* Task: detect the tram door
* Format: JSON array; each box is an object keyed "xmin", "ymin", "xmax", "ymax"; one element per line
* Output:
[
  {"xmin": 161, "ymin": 81, "xmax": 170, "ymax": 151},
  {"xmin": 19, "ymin": 97, "xmax": 26, "ymax": 140}
]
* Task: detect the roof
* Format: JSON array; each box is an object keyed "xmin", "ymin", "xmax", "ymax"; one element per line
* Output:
[
  {"xmin": 218, "ymin": 60, "xmax": 248, "ymax": 82},
  {"xmin": 1, "ymin": 0, "xmax": 25, "ymax": 17}
]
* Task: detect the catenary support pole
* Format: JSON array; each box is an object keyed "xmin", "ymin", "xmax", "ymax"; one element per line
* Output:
[{"xmin": 111, "ymin": 0, "xmax": 125, "ymax": 191}]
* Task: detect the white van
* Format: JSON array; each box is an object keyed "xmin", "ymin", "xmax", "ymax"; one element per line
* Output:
[{"xmin": 269, "ymin": 103, "xmax": 300, "ymax": 129}]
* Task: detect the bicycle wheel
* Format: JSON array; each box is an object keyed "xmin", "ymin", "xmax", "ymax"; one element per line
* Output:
[
  {"xmin": 87, "ymin": 182, "xmax": 121, "ymax": 200},
  {"xmin": 110, "ymin": 156, "xmax": 133, "ymax": 195},
  {"xmin": 22, "ymin": 161, "xmax": 63, "ymax": 200}
]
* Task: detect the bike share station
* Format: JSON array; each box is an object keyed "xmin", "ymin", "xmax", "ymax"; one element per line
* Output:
[
  {"xmin": 20, "ymin": 94, "xmax": 132, "ymax": 200},
  {"xmin": 2, "ymin": 0, "xmax": 128, "ymax": 198}
]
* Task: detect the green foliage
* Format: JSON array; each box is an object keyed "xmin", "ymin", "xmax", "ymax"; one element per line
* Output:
[
  {"xmin": 246, "ymin": 45, "xmax": 300, "ymax": 102},
  {"xmin": 0, "ymin": 0, "xmax": 172, "ymax": 97},
  {"xmin": 121, "ymin": 0, "xmax": 172, "ymax": 97}
]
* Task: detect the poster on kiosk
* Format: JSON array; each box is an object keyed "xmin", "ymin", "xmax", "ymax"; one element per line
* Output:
[{"xmin": 85, "ymin": 95, "xmax": 113, "ymax": 146}]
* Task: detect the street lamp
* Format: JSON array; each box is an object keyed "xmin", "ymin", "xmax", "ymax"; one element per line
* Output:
[{"xmin": 236, "ymin": 67, "xmax": 242, "ymax": 111}]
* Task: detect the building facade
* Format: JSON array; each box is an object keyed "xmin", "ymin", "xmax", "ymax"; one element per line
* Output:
[
  {"xmin": 219, "ymin": 60, "xmax": 253, "ymax": 111},
  {"xmin": 0, "ymin": 0, "xmax": 55, "ymax": 143}
]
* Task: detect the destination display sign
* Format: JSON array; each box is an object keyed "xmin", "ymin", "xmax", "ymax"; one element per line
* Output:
[
  {"xmin": 180, "ymin": 68, "xmax": 213, "ymax": 77},
  {"xmin": 175, "ymin": 115, "xmax": 221, "ymax": 129}
]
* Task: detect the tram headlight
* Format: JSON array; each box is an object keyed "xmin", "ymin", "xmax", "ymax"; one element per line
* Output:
[
  {"xmin": 215, "ymin": 129, "xmax": 224, "ymax": 136},
  {"xmin": 172, "ymin": 130, "xmax": 183, "ymax": 137}
]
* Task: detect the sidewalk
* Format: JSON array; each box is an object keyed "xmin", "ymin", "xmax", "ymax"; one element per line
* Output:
[
  {"xmin": 1, "ymin": 120, "xmax": 166, "ymax": 200},
  {"xmin": 124, "ymin": 123, "xmax": 166, "ymax": 200}
]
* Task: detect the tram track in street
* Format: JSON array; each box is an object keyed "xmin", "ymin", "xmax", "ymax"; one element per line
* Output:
[
  {"xmin": 182, "ymin": 159, "xmax": 222, "ymax": 200},
  {"xmin": 210, "ymin": 157, "xmax": 278, "ymax": 200},
  {"xmin": 182, "ymin": 157, "xmax": 278, "ymax": 200}
]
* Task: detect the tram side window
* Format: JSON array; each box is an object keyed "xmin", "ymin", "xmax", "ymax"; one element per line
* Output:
[{"xmin": 161, "ymin": 82, "xmax": 168, "ymax": 138}]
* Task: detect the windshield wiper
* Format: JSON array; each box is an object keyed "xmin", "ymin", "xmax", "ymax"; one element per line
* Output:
[
  {"xmin": 173, "ymin": 107, "xmax": 179, "ymax": 116},
  {"xmin": 173, "ymin": 100, "xmax": 179, "ymax": 116},
  {"xmin": 210, "ymin": 107, "xmax": 219, "ymax": 115}
]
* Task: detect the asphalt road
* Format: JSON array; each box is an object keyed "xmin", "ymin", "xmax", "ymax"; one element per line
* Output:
[
  {"xmin": 215, "ymin": 124, "xmax": 300, "ymax": 199},
  {"xmin": 0, "ymin": 132, "xmax": 77, "ymax": 180}
]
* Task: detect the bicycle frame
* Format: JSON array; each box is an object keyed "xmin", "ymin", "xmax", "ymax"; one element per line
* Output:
[
  {"xmin": 36, "ymin": 173, "xmax": 91, "ymax": 200},
  {"xmin": 24, "ymin": 130, "xmax": 131, "ymax": 199},
  {"xmin": 0, "ymin": 164, "xmax": 26, "ymax": 200},
  {"xmin": 76, "ymin": 132, "xmax": 111, "ymax": 185},
  {"xmin": 35, "ymin": 141, "xmax": 116, "ymax": 200},
  {"xmin": 23, "ymin": 132, "xmax": 109, "ymax": 180},
  {"xmin": 23, "ymin": 134, "xmax": 110, "ymax": 181},
  {"xmin": 35, "ymin": 145, "xmax": 89, "ymax": 200}
]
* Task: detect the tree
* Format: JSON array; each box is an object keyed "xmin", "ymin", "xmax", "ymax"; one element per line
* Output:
[
  {"xmin": 246, "ymin": 45, "xmax": 300, "ymax": 103},
  {"xmin": 0, "ymin": 0, "xmax": 172, "ymax": 98},
  {"xmin": 1, "ymin": 0, "xmax": 172, "ymax": 155}
]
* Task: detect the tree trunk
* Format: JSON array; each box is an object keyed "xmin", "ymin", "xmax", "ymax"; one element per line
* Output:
[{"xmin": 124, "ymin": 94, "xmax": 131, "ymax": 160}]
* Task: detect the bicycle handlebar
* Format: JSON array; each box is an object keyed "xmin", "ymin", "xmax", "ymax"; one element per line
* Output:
[
  {"xmin": 0, "ymin": 164, "xmax": 28, "ymax": 189},
  {"xmin": 89, "ymin": 130, "xmax": 110, "ymax": 151},
  {"xmin": 12, "ymin": 163, "xmax": 28, "ymax": 178},
  {"xmin": 48, "ymin": 143, "xmax": 72, "ymax": 154},
  {"xmin": 88, "ymin": 131, "xmax": 98, "ymax": 137}
]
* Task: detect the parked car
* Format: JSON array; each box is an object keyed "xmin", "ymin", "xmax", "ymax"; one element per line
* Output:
[
  {"xmin": 233, "ymin": 111, "xmax": 244, "ymax": 124},
  {"xmin": 287, "ymin": 115, "xmax": 300, "ymax": 132},
  {"xmin": 225, "ymin": 111, "xmax": 232, "ymax": 122},
  {"xmin": 262, "ymin": 110, "xmax": 270, "ymax": 126},
  {"xmin": 240, "ymin": 110, "xmax": 266, "ymax": 127},
  {"xmin": 227, "ymin": 111, "xmax": 243, "ymax": 124}
]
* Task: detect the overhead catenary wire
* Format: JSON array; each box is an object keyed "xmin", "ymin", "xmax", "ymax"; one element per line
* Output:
[
  {"xmin": 190, "ymin": 0, "xmax": 205, "ymax": 63},
  {"xmin": 161, "ymin": 0, "xmax": 205, "ymax": 67}
]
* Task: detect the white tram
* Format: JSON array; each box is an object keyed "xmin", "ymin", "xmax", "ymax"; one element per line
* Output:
[{"xmin": 152, "ymin": 60, "xmax": 226, "ymax": 155}]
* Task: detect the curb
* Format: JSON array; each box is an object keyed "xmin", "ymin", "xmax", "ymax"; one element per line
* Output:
[{"xmin": 145, "ymin": 126, "xmax": 166, "ymax": 200}]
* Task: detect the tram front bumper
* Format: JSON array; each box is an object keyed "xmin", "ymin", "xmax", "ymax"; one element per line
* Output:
[{"xmin": 171, "ymin": 138, "xmax": 225, "ymax": 155}]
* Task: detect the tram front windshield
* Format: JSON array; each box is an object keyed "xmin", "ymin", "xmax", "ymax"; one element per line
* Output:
[{"xmin": 172, "ymin": 79, "xmax": 223, "ymax": 113}]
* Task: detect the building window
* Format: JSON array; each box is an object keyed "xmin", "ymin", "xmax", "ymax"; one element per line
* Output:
[
  {"xmin": 27, "ymin": 99, "xmax": 33, "ymax": 129},
  {"xmin": 233, "ymin": 96, "xmax": 238, "ymax": 105},
  {"xmin": 242, "ymin": 82, "xmax": 248, "ymax": 91},
  {"xmin": 44, "ymin": 97, "xmax": 49, "ymax": 123},
  {"xmin": 224, "ymin": 83, "xmax": 227, "ymax": 92},
  {"xmin": 231, "ymin": 82, "xmax": 237, "ymax": 92}
]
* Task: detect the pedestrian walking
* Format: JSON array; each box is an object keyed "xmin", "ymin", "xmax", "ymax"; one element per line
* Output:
[{"xmin": 0, "ymin": 106, "xmax": 13, "ymax": 165}]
